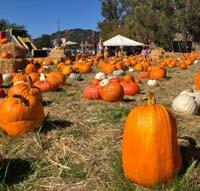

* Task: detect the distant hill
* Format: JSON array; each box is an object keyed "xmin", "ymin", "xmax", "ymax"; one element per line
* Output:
[{"xmin": 34, "ymin": 28, "xmax": 100, "ymax": 48}]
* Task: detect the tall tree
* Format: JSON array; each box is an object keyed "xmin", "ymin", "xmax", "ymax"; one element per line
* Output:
[
  {"xmin": 99, "ymin": 0, "xmax": 200, "ymax": 49},
  {"xmin": 98, "ymin": 0, "xmax": 129, "ymax": 39},
  {"xmin": 34, "ymin": 34, "xmax": 52, "ymax": 49},
  {"xmin": 0, "ymin": 19, "xmax": 25, "ymax": 31}
]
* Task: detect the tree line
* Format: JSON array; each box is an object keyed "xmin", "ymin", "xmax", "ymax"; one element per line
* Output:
[{"xmin": 98, "ymin": 0, "xmax": 200, "ymax": 50}]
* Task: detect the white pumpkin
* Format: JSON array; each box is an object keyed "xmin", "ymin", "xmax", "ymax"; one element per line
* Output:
[
  {"xmin": 113, "ymin": 70, "xmax": 125, "ymax": 76},
  {"xmin": 172, "ymin": 94, "xmax": 198, "ymax": 115},
  {"xmin": 193, "ymin": 60, "xmax": 200, "ymax": 64},
  {"xmin": 180, "ymin": 89, "xmax": 200, "ymax": 107},
  {"xmin": 147, "ymin": 79, "xmax": 158, "ymax": 87},
  {"xmin": 99, "ymin": 79, "xmax": 110, "ymax": 87},
  {"xmin": 95, "ymin": 72, "xmax": 107, "ymax": 80},
  {"xmin": 3, "ymin": 73, "xmax": 12, "ymax": 81},
  {"xmin": 40, "ymin": 73, "xmax": 46, "ymax": 81},
  {"xmin": 128, "ymin": 68, "xmax": 134, "ymax": 72}
]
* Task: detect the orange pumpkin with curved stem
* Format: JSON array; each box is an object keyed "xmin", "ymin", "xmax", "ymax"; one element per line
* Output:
[
  {"xmin": 29, "ymin": 72, "xmax": 40, "ymax": 82},
  {"xmin": 122, "ymin": 92, "xmax": 182, "ymax": 187},
  {"xmin": 8, "ymin": 76, "xmax": 42, "ymax": 101},
  {"xmin": 0, "ymin": 94, "xmax": 44, "ymax": 136}
]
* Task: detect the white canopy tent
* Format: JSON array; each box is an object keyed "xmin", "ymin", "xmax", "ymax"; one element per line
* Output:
[
  {"xmin": 65, "ymin": 41, "xmax": 78, "ymax": 45},
  {"xmin": 103, "ymin": 35, "xmax": 144, "ymax": 47}
]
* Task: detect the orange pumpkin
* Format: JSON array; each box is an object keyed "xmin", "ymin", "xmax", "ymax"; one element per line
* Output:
[
  {"xmin": 78, "ymin": 63, "xmax": 92, "ymax": 73},
  {"xmin": 179, "ymin": 63, "xmax": 187, "ymax": 70},
  {"xmin": 8, "ymin": 76, "xmax": 42, "ymax": 101},
  {"xmin": 83, "ymin": 85, "xmax": 100, "ymax": 100},
  {"xmin": 120, "ymin": 81, "xmax": 140, "ymax": 95},
  {"xmin": 123, "ymin": 73, "xmax": 135, "ymax": 82},
  {"xmin": 195, "ymin": 73, "xmax": 200, "ymax": 90},
  {"xmin": 122, "ymin": 93, "xmax": 182, "ymax": 187},
  {"xmin": 29, "ymin": 72, "xmax": 40, "ymax": 82},
  {"xmin": 139, "ymin": 72, "xmax": 150, "ymax": 79},
  {"xmin": 1, "ymin": 51, "xmax": 11, "ymax": 59},
  {"xmin": 46, "ymin": 71, "xmax": 65, "ymax": 87},
  {"xmin": 12, "ymin": 72, "xmax": 27, "ymax": 84},
  {"xmin": 0, "ymin": 94, "xmax": 44, "ymax": 136},
  {"xmin": 0, "ymin": 38, "xmax": 9, "ymax": 45},
  {"xmin": 149, "ymin": 68, "xmax": 166, "ymax": 80},
  {"xmin": 102, "ymin": 64, "xmax": 116, "ymax": 75},
  {"xmin": 62, "ymin": 66, "xmax": 73, "ymax": 75},
  {"xmin": 99, "ymin": 83, "xmax": 124, "ymax": 102},
  {"xmin": 25, "ymin": 64, "xmax": 38, "ymax": 74}
]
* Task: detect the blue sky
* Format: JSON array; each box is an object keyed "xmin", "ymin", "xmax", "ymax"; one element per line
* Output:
[{"xmin": 0, "ymin": 0, "xmax": 103, "ymax": 38}]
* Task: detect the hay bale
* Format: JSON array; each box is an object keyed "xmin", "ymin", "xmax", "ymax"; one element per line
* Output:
[
  {"xmin": 0, "ymin": 58, "xmax": 28, "ymax": 73},
  {"xmin": 0, "ymin": 43, "xmax": 27, "ymax": 58},
  {"xmin": 149, "ymin": 47, "xmax": 166, "ymax": 58},
  {"xmin": 48, "ymin": 49, "xmax": 66, "ymax": 60}
]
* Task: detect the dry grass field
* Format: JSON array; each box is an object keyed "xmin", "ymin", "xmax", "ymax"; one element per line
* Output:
[{"xmin": 0, "ymin": 62, "xmax": 199, "ymax": 191}]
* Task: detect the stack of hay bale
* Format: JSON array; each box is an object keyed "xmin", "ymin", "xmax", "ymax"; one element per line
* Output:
[
  {"xmin": 149, "ymin": 47, "xmax": 166, "ymax": 59},
  {"xmin": 0, "ymin": 43, "xmax": 28, "ymax": 73},
  {"xmin": 48, "ymin": 48, "xmax": 66, "ymax": 61}
]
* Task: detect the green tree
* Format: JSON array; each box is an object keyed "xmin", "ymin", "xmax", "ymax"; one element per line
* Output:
[
  {"xmin": 0, "ymin": 19, "xmax": 25, "ymax": 31},
  {"xmin": 99, "ymin": 0, "xmax": 200, "ymax": 49},
  {"xmin": 98, "ymin": 0, "xmax": 129, "ymax": 39},
  {"xmin": 34, "ymin": 34, "xmax": 52, "ymax": 49}
]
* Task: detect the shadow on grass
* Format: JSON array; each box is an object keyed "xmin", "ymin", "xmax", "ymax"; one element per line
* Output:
[
  {"xmin": 124, "ymin": 98, "xmax": 136, "ymax": 103},
  {"xmin": 179, "ymin": 136, "xmax": 200, "ymax": 176},
  {"xmin": 39, "ymin": 119, "xmax": 73, "ymax": 134},
  {"xmin": 165, "ymin": 76, "xmax": 172, "ymax": 80},
  {"xmin": 42, "ymin": 100, "xmax": 53, "ymax": 106},
  {"xmin": 0, "ymin": 158, "xmax": 32, "ymax": 186}
]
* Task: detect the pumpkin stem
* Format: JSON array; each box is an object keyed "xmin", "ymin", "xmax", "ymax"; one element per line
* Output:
[
  {"xmin": 27, "ymin": 75, "xmax": 33, "ymax": 88},
  {"xmin": 13, "ymin": 94, "xmax": 29, "ymax": 106},
  {"xmin": 147, "ymin": 92, "xmax": 156, "ymax": 104}
]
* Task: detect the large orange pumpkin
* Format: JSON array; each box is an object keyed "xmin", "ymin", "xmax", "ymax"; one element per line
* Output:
[
  {"xmin": 99, "ymin": 83, "xmax": 124, "ymax": 102},
  {"xmin": 120, "ymin": 81, "xmax": 140, "ymax": 95},
  {"xmin": 0, "ymin": 94, "xmax": 44, "ymax": 136},
  {"xmin": 46, "ymin": 71, "xmax": 65, "ymax": 87},
  {"xmin": 149, "ymin": 68, "xmax": 166, "ymax": 80},
  {"xmin": 122, "ymin": 93, "xmax": 182, "ymax": 187},
  {"xmin": 83, "ymin": 85, "xmax": 100, "ymax": 100}
]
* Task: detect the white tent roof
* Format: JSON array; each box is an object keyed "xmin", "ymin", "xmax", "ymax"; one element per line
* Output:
[
  {"xmin": 103, "ymin": 35, "xmax": 144, "ymax": 47},
  {"xmin": 65, "ymin": 41, "xmax": 78, "ymax": 45}
]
